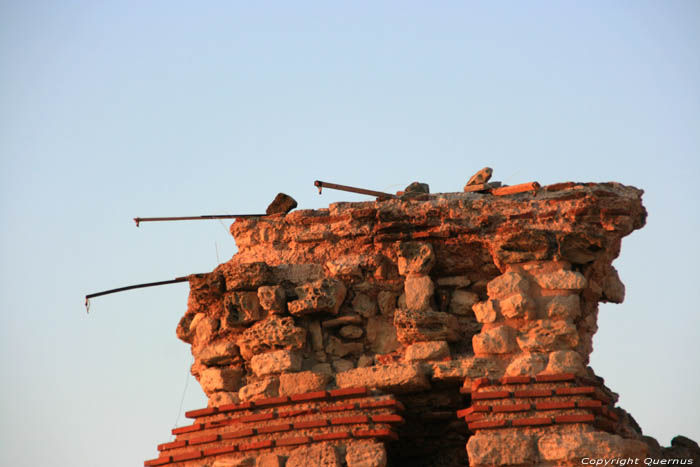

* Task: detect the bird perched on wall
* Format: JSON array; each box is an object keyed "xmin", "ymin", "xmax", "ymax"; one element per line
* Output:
[{"xmin": 466, "ymin": 167, "xmax": 493, "ymax": 186}]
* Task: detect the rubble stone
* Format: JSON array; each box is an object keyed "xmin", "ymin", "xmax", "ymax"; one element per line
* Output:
[
  {"xmin": 449, "ymin": 290, "xmax": 479, "ymax": 315},
  {"xmin": 288, "ymin": 278, "xmax": 347, "ymax": 316},
  {"xmin": 397, "ymin": 242, "xmax": 435, "ymax": 276},
  {"xmin": 250, "ymin": 349, "xmax": 302, "ymax": 376},
  {"xmin": 404, "ymin": 341, "xmax": 450, "ymax": 362},
  {"xmin": 404, "ymin": 275, "xmax": 434, "ymax": 312},
  {"xmin": 346, "ymin": 441, "xmax": 387, "ymax": 467}
]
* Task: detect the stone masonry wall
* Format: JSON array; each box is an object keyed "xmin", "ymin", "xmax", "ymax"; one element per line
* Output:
[{"xmin": 144, "ymin": 181, "xmax": 699, "ymax": 467}]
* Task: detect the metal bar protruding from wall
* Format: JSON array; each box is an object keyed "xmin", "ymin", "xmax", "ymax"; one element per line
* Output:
[
  {"xmin": 85, "ymin": 275, "xmax": 194, "ymax": 313},
  {"xmin": 314, "ymin": 180, "xmax": 396, "ymax": 199},
  {"xmin": 133, "ymin": 214, "xmax": 266, "ymax": 227}
]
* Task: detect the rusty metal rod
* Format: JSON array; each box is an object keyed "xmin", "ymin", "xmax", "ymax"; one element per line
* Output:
[
  {"xmin": 85, "ymin": 275, "xmax": 194, "ymax": 312},
  {"xmin": 314, "ymin": 180, "xmax": 395, "ymax": 199},
  {"xmin": 133, "ymin": 214, "xmax": 265, "ymax": 227}
]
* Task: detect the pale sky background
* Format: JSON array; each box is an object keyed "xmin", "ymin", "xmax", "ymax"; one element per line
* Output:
[{"xmin": 1, "ymin": 2, "xmax": 699, "ymax": 466}]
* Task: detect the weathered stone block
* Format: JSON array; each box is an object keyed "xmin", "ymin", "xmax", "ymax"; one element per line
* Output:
[
  {"xmin": 250, "ymin": 349, "xmax": 302, "ymax": 376},
  {"xmin": 278, "ymin": 371, "xmax": 329, "ymax": 396},
  {"xmin": 533, "ymin": 270, "xmax": 586, "ymax": 290},
  {"xmin": 498, "ymin": 293, "xmax": 536, "ymax": 319},
  {"xmin": 346, "ymin": 441, "xmax": 387, "ymax": 467},
  {"xmin": 257, "ymin": 285, "xmax": 286, "ymax": 313},
  {"xmin": 397, "ymin": 242, "xmax": 435, "ymax": 276},
  {"xmin": 223, "ymin": 262, "xmax": 271, "ymax": 290},
  {"xmin": 538, "ymin": 432, "xmax": 647, "ymax": 462},
  {"xmin": 487, "ymin": 272, "xmax": 530, "ymax": 299},
  {"xmin": 199, "ymin": 367, "xmax": 244, "ymax": 396},
  {"xmin": 238, "ymin": 377, "xmax": 279, "ymax": 402},
  {"xmin": 436, "ymin": 275, "xmax": 471, "ymax": 288},
  {"xmin": 431, "ymin": 356, "xmax": 503, "ymax": 382},
  {"xmin": 602, "ymin": 265, "xmax": 625, "ymax": 303},
  {"xmin": 236, "ymin": 316, "xmax": 306, "ymax": 360},
  {"xmin": 339, "ymin": 325, "xmax": 364, "ymax": 339},
  {"xmin": 394, "ymin": 307, "xmax": 460, "ymax": 343},
  {"xmin": 352, "ymin": 292, "xmax": 377, "ymax": 317},
  {"xmin": 326, "ymin": 336, "xmax": 364, "ymax": 358},
  {"xmin": 467, "ymin": 432, "xmax": 539, "ymax": 466},
  {"xmin": 288, "ymin": 278, "xmax": 346, "ymax": 316},
  {"xmin": 449, "ymin": 290, "xmax": 479, "ymax": 315},
  {"xmin": 473, "ymin": 300, "xmax": 499, "ymax": 324},
  {"xmin": 223, "ymin": 291, "xmax": 263, "ymax": 325},
  {"xmin": 195, "ymin": 341, "xmax": 240, "ymax": 367},
  {"xmin": 336, "ymin": 363, "xmax": 430, "ymax": 393},
  {"xmin": 404, "ymin": 275, "xmax": 434, "ymax": 312},
  {"xmin": 504, "ymin": 352, "xmax": 547, "ymax": 376},
  {"xmin": 516, "ymin": 319, "xmax": 579, "ymax": 352},
  {"xmin": 377, "ymin": 291, "xmax": 397, "ymax": 316},
  {"xmin": 265, "ymin": 192, "xmax": 297, "ymax": 215},
  {"xmin": 544, "ymin": 294, "xmax": 581, "ymax": 319},
  {"xmin": 543, "ymin": 349, "xmax": 585, "ymax": 375},
  {"xmin": 472, "ymin": 325, "xmax": 518, "ymax": 355},
  {"xmin": 405, "ymin": 341, "xmax": 450, "ymax": 362},
  {"xmin": 366, "ymin": 316, "xmax": 399, "ymax": 354},
  {"xmin": 287, "ymin": 443, "xmax": 341, "ymax": 467}
]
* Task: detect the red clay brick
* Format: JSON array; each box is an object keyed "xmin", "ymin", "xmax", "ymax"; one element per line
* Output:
[
  {"xmin": 535, "ymin": 373, "xmax": 576, "ymax": 382},
  {"xmin": 329, "ymin": 387, "xmax": 368, "ymax": 398},
  {"xmin": 290, "ymin": 391, "xmax": 328, "ymax": 402},
  {"xmin": 278, "ymin": 408, "xmax": 313, "ymax": 418},
  {"xmin": 189, "ymin": 434, "xmax": 219, "ymax": 445},
  {"xmin": 555, "ymin": 386, "xmax": 595, "ymax": 396},
  {"xmin": 172, "ymin": 450, "xmax": 202, "ymax": 462},
  {"xmin": 239, "ymin": 440, "xmax": 275, "ymax": 451},
  {"xmin": 371, "ymin": 414, "xmax": 404, "ymax": 424},
  {"xmin": 221, "ymin": 428, "xmax": 256, "ymax": 439},
  {"xmin": 257, "ymin": 423, "xmax": 292, "ymax": 434},
  {"xmin": 460, "ymin": 386, "xmax": 471, "ymax": 394},
  {"xmin": 500, "ymin": 375, "xmax": 532, "ymax": 384},
  {"xmin": 239, "ymin": 412, "xmax": 276, "ymax": 423},
  {"xmin": 254, "ymin": 396, "xmax": 290, "ymax": 407},
  {"xmin": 185, "ymin": 407, "xmax": 217, "ymax": 418},
  {"xmin": 218, "ymin": 401, "xmax": 253, "ymax": 413},
  {"xmin": 536, "ymin": 401, "xmax": 576, "ymax": 410},
  {"xmin": 468, "ymin": 419, "xmax": 509, "ymax": 430},
  {"xmin": 172, "ymin": 423, "xmax": 203, "ymax": 435},
  {"xmin": 313, "ymin": 431, "xmax": 352, "ymax": 441},
  {"xmin": 470, "ymin": 378, "xmax": 491, "ymax": 392},
  {"xmin": 464, "ymin": 413, "xmax": 486, "ymax": 422},
  {"xmin": 358, "ymin": 399, "xmax": 404, "ymax": 411},
  {"xmin": 320, "ymin": 403, "xmax": 356, "ymax": 413},
  {"xmin": 202, "ymin": 445, "xmax": 237, "ymax": 456},
  {"xmin": 330, "ymin": 415, "xmax": 370, "ymax": 425},
  {"xmin": 492, "ymin": 403, "xmax": 531, "ymax": 413},
  {"xmin": 577, "ymin": 400, "xmax": 603, "ymax": 408},
  {"xmin": 471, "ymin": 390, "xmax": 511, "ymax": 400},
  {"xmin": 513, "ymin": 389, "xmax": 552, "ymax": 398},
  {"xmin": 554, "ymin": 414, "xmax": 595, "ymax": 424},
  {"xmin": 158, "ymin": 440, "xmax": 187, "ymax": 451},
  {"xmin": 276, "ymin": 436, "xmax": 312, "ymax": 446},
  {"xmin": 144, "ymin": 457, "xmax": 171, "ymax": 467},
  {"xmin": 456, "ymin": 407, "xmax": 474, "ymax": 418},
  {"xmin": 293, "ymin": 419, "xmax": 328, "ymax": 429},
  {"xmin": 353, "ymin": 429, "xmax": 398, "ymax": 440},
  {"xmin": 512, "ymin": 417, "xmax": 553, "ymax": 427}
]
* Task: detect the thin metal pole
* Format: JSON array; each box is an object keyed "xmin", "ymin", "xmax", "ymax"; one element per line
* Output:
[
  {"xmin": 133, "ymin": 214, "xmax": 265, "ymax": 227},
  {"xmin": 85, "ymin": 276, "xmax": 194, "ymax": 312},
  {"xmin": 314, "ymin": 180, "xmax": 395, "ymax": 199}
]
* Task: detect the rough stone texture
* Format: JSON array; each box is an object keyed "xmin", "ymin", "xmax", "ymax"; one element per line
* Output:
[
  {"xmin": 288, "ymin": 278, "xmax": 347, "ymax": 316},
  {"xmin": 287, "ymin": 443, "xmax": 341, "ymax": 467},
  {"xmin": 198, "ymin": 367, "xmax": 244, "ymax": 396},
  {"xmin": 467, "ymin": 431, "xmax": 539, "ymax": 466},
  {"xmin": 336, "ymin": 363, "xmax": 430, "ymax": 393},
  {"xmin": 449, "ymin": 289, "xmax": 479, "ymax": 315},
  {"xmin": 404, "ymin": 340, "xmax": 450, "ymax": 362},
  {"xmin": 157, "ymin": 181, "xmax": 693, "ymax": 467},
  {"xmin": 236, "ymin": 316, "xmax": 306, "ymax": 360},
  {"xmin": 249, "ymin": 349, "xmax": 302, "ymax": 376},
  {"xmin": 278, "ymin": 370, "xmax": 329, "ymax": 396},
  {"xmin": 538, "ymin": 431, "xmax": 648, "ymax": 462},
  {"xmin": 345, "ymin": 441, "xmax": 387, "ymax": 467}
]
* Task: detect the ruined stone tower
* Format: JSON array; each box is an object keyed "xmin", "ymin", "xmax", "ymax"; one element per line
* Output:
[{"xmin": 143, "ymin": 181, "xmax": 698, "ymax": 466}]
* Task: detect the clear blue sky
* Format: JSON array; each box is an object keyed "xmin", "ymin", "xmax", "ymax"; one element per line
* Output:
[{"xmin": 1, "ymin": 2, "xmax": 698, "ymax": 466}]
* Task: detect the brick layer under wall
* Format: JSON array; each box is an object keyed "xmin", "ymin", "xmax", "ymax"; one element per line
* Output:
[{"xmin": 145, "ymin": 387, "xmax": 401, "ymax": 466}]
